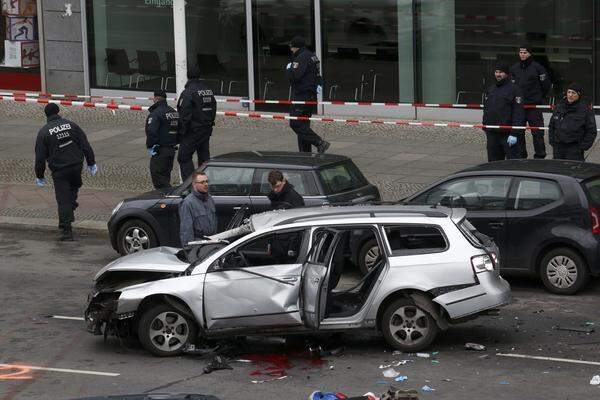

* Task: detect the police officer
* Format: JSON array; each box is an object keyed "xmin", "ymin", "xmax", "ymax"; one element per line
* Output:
[
  {"xmin": 146, "ymin": 89, "xmax": 179, "ymax": 189},
  {"xmin": 286, "ymin": 36, "xmax": 330, "ymax": 153},
  {"xmin": 482, "ymin": 63, "xmax": 525, "ymax": 162},
  {"xmin": 549, "ymin": 83, "xmax": 597, "ymax": 161},
  {"xmin": 34, "ymin": 104, "xmax": 97, "ymax": 241},
  {"xmin": 510, "ymin": 45, "xmax": 551, "ymax": 158},
  {"xmin": 177, "ymin": 65, "xmax": 217, "ymax": 181}
]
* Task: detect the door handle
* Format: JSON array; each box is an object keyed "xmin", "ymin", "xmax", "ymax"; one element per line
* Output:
[
  {"xmin": 489, "ymin": 222, "xmax": 504, "ymax": 229},
  {"xmin": 233, "ymin": 206, "xmax": 242, "ymax": 210},
  {"xmin": 281, "ymin": 276, "xmax": 298, "ymax": 283}
]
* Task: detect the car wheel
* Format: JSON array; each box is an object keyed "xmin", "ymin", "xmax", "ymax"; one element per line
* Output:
[
  {"xmin": 137, "ymin": 303, "xmax": 197, "ymax": 357},
  {"xmin": 358, "ymin": 239, "xmax": 380, "ymax": 275},
  {"xmin": 381, "ymin": 298, "xmax": 439, "ymax": 352},
  {"xmin": 116, "ymin": 219, "xmax": 158, "ymax": 256},
  {"xmin": 540, "ymin": 247, "xmax": 589, "ymax": 295}
]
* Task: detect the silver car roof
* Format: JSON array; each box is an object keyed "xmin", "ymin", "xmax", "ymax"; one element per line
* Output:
[{"xmin": 249, "ymin": 205, "xmax": 467, "ymax": 231}]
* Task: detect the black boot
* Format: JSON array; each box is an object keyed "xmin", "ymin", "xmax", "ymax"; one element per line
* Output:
[
  {"xmin": 317, "ymin": 140, "xmax": 330, "ymax": 154},
  {"xmin": 58, "ymin": 227, "xmax": 74, "ymax": 241}
]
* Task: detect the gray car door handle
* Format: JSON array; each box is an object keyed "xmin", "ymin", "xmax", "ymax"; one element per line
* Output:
[
  {"xmin": 233, "ymin": 206, "xmax": 242, "ymax": 210},
  {"xmin": 281, "ymin": 276, "xmax": 298, "ymax": 283},
  {"xmin": 489, "ymin": 222, "xmax": 504, "ymax": 229}
]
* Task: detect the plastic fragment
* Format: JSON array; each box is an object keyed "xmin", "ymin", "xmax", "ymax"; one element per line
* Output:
[
  {"xmin": 251, "ymin": 375, "xmax": 288, "ymax": 384},
  {"xmin": 499, "ymin": 380, "xmax": 510, "ymax": 385},
  {"xmin": 382, "ymin": 368, "xmax": 401, "ymax": 378},
  {"xmin": 590, "ymin": 375, "xmax": 600, "ymax": 385},
  {"xmin": 431, "ymin": 360, "xmax": 440, "ymax": 365},
  {"xmin": 416, "ymin": 353, "xmax": 430, "ymax": 358},
  {"xmin": 394, "ymin": 375, "xmax": 408, "ymax": 382},
  {"xmin": 421, "ymin": 385, "xmax": 435, "ymax": 392},
  {"xmin": 464, "ymin": 342, "xmax": 487, "ymax": 351}
]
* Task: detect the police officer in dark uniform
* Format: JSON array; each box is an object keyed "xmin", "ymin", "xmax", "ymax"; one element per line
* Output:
[
  {"xmin": 146, "ymin": 89, "xmax": 179, "ymax": 189},
  {"xmin": 34, "ymin": 104, "xmax": 97, "ymax": 241},
  {"xmin": 482, "ymin": 63, "xmax": 525, "ymax": 162},
  {"xmin": 549, "ymin": 83, "xmax": 597, "ymax": 161},
  {"xmin": 177, "ymin": 65, "xmax": 217, "ymax": 181},
  {"xmin": 286, "ymin": 36, "xmax": 330, "ymax": 153},
  {"xmin": 510, "ymin": 45, "xmax": 551, "ymax": 159}
]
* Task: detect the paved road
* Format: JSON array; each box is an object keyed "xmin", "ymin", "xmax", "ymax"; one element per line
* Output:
[{"xmin": 1, "ymin": 228, "xmax": 599, "ymax": 399}]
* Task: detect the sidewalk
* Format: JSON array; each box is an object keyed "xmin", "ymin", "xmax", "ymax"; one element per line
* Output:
[{"xmin": 2, "ymin": 101, "xmax": 598, "ymax": 233}]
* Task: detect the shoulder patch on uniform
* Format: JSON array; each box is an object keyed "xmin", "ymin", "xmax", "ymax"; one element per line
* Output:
[
  {"xmin": 515, "ymin": 96, "xmax": 522, "ymax": 104},
  {"xmin": 147, "ymin": 117, "xmax": 153, "ymax": 124},
  {"xmin": 539, "ymin": 74, "xmax": 546, "ymax": 81},
  {"xmin": 292, "ymin": 62, "xmax": 299, "ymax": 69}
]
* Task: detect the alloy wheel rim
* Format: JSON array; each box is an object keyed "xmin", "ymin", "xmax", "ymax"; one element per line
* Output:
[
  {"xmin": 124, "ymin": 227, "xmax": 149, "ymax": 253},
  {"xmin": 149, "ymin": 311, "xmax": 189, "ymax": 352},
  {"xmin": 546, "ymin": 256, "xmax": 578, "ymax": 289},
  {"xmin": 388, "ymin": 305, "xmax": 430, "ymax": 345},
  {"xmin": 364, "ymin": 246, "xmax": 380, "ymax": 270}
]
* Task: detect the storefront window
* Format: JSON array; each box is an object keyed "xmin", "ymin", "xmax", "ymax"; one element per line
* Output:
[
  {"xmin": 321, "ymin": 0, "xmax": 414, "ymax": 102},
  {"xmin": 186, "ymin": 0, "xmax": 248, "ymax": 96},
  {"xmin": 0, "ymin": 0, "xmax": 41, "ymax": 91},
  {"xmin": 86, "ymin": 0, "xmax": 175, "ymax": 91},
  {"xmin": 419, "ymin": 0, "xmax": 593, "ymax": 104}
]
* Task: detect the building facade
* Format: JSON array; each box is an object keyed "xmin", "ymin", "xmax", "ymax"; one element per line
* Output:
[{"xmin": 2, "ymin": 0, "xmax": 599, "ymax": 119}]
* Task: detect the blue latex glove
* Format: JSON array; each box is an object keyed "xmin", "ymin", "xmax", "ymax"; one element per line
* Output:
[
  {"xmin": 88, "ymin": 164, "xmax": 98, "ymax": 176},
  {"xmin": 148, "ymin": 144, "xmax": 158, "ymax": 157},
  {"xmin": 507, "ymin": 135, "xmax": 517, "ymax": 147},
  {"xmin": 286, "ymin": 62, "xmax": 292, "ymax": 70},
  {"xmin": 35, "ymin": 178, "xmax": 45, "ymax": 187},
  {"xmin": 317, "ymin": 85, "xmax": 322, "ymax": 95}
]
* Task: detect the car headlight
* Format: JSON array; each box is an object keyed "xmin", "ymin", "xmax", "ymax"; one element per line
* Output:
[{"xmin": 111, "ymin": 200, "xmax": 124, "ymax": 216}]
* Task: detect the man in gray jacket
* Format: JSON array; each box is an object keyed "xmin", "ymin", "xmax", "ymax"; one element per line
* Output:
[{"xmin": 179, "ymin": 171, "xmax": 217, "ymax": 246}]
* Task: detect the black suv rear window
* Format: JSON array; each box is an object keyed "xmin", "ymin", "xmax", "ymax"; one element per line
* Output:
[
  {"xmin": 583, "ymin": 177, "xmax": 600, "ymax": 206},
  {"xmin": 319, "ymin": 162, "xmax": 368, "ymax": 195}
]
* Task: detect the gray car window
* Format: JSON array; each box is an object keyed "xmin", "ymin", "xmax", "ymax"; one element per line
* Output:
[
  {"xmin": 512, "ymin": 179, "xmax": 561, "ymax": 210},
  {"xmin": 236, "ymin": 230, "xmax": 305, "ymax": 267},
  {"xmin": 384, "ymin": 225, "xmax": 447, "ymax": 255},
  {"xmin": 254, "ymin": 169, "xmax": 317, "ymax": 196},
  {"xmin": 204, "ymin": 166, "xmax": 254, "ymax": 196},
  {"xmin": 412, "ymin": 177, "xmax": 511, "ymax": 211}
]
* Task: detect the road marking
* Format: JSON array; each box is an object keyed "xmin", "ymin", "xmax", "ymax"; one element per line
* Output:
[
  {"xmin": 49, "ymin": 315, "xmax": 84, "ymax": 321},
  {"xmin": 497, "ymin": 353, "xmax": 600, "ymax": 366},
  {"xmin": 0, "ymin": 365, "xmax": 33, "ymax": 380},
  {"xmin": 0, "ymin": 364, "xmax": 120, "ymax": 377}
]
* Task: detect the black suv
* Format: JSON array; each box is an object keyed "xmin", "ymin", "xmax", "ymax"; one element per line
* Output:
[
  {"xmin": 405, "ymin": 159, "xmax": 600, "ymax": 294},
  {"xmin": 108, "ymin": 151, "xmax": 380, "ymax": 265}
]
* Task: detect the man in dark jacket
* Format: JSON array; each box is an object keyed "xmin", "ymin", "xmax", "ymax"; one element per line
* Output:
[
  {"xmin": 179, "ymin": 171, "xmax": 217, "ymax": 246},
  {"xmin": 510, "ymin": 45, "xmax": 551, "ymax": 159},
  {"xmin": 34, "ymin": 104, "xmax": 97, "ymax": 240},
  {"xmin": 286, "ymin": 36, "xmax": 330, "ymax": 153},
  {"xmin": 267, "ymin": 170, "xmax": 305, "ymax": 209},
  {"xmin": 482, "ymin": 63, "xmax": 526, "ymax": 162},
  {"xmin": 146, "ymin": 90, "xmax": 179, "ymax": 189},
  {"xmin": 549, "ymin": 83, "xmax": 597, "ymax": 161},
  {"xmin": 177, "ymin": 66, "xmax": 217, "ymax": 181}
]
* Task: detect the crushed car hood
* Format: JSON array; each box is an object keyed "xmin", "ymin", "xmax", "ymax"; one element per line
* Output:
[{"xmin": 94, "ymin": 247, "xmax": 189, "ymax": 281}]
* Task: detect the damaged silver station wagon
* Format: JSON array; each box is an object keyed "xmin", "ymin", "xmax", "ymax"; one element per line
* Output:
[{"xmin": 85, "ymin": 205, "xmax": 511, "ymax": 356}]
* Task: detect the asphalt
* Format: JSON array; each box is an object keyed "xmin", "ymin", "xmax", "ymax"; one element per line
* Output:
[{"xmin": 2, "ymin": 101, "xmax": 600, "ymax": 233}]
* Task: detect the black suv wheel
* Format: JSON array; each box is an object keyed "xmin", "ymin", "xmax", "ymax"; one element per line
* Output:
[
  {"xmin": 540, "ymin": 247, "xmax": 589, "ymax": 295},
  {"xmin": 116, "ymin": 219, "xmax": 158, "ymax": 256}
]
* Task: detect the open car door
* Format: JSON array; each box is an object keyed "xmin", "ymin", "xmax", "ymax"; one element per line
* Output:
[{"xmin": 300, "ymin": 228, "xmax": 342, "ymax": 329}]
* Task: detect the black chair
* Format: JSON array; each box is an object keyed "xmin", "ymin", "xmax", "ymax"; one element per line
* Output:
[
  {"xmin": 196, "ymin": 54, "xmax": 226, "ymax": 94},
  {"xmin": 105, "ymin": 48, "xmax": 138, "ymax": 88},
  {"xmin": 136, "ymin": 50, "xmax": 166, "ymax": 89}
]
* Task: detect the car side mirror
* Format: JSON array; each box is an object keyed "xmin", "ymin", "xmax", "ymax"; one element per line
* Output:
[{"xmin": 180, "ymin": 189, "xmax": 190, "ymax": 199}]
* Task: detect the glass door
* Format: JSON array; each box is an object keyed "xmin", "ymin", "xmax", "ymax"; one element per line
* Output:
[{"xmin": 251, "ymin": 0, "xmax": 315, "ymax": 111}]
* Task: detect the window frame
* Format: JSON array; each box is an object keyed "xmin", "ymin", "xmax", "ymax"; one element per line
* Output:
[
  {"xmin": 506, "ymin": 176, "xmax": 563, "ymax": 211},
  {"xmin": 382, "ymin": 224, "xmax": 449, "ymax": 256},
  {"xmin": 250, "ymin": 168, "xmax": 320, "ymax": 197},
  {"xmin": 202, "ymin": 165, "xmax": 255, "ymax": 197}
]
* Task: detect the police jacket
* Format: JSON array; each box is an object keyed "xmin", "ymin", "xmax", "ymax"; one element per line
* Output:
[
  {"xmin": 286, "ymin": 47, "xmax": 321, "ymax": 100},
  {"xmin": 267, "ymin": 182, "xmax": 305, "ymax": 209},
  {"xmin": 146, "ymin": 100, "xmax": 179, "ymax": 148},
  {"xmin": 510, "ymin": 58, "xmax": 551, "ymax": 105},
  {"xmin": 548, "ymin": 99, "xmax": 597, "ymax": 150},
  {"xmin": 34, "ymin": 115, "xmax": 95, "ymax": 179},
  {"xmin": 179, "ymin": 190, "xmax": 217, "ymax": 246},
  {"xmin": 482, "ymin": 78, "xmax": 525, "ymax": 135},
  {"xmin": 177, "ymin": 80, "xmax": 217, "ymax": 139}
]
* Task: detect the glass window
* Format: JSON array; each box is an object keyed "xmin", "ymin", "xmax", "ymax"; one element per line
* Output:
[
  {"xmin": 186, "ymin": 1, "xmax": 248, "ymax": 96},
  {"xmin": 512, "ymin": 178, "xmax": 561, "ymax": 210},
  {"xmin": 86, "ymin": 0, "xmax": 175, "ymax": 91},
  {"xmin": 320, "ymin": 0, "xmax": 414, "ymax": 102},
  {"xmin": 318, "ymin": 162, "xmax": 369, "ymax": 195},
  {"xmin": 418, "ymin": 0, "xmax": 593, "ymax": 103},
  {"xmin": 410, "ymin": 177, "xmax": 511, "ymax": 211},
  {"xmin": 384, "ymin": 225, "xmax": 447, "ymax": 255},
  {"xmin": 583, "ymin": 177, "xmax": 600, "ymax": 206},
  {"xmin": 204, "ymin": 166, "xmax": 254, "ymax": 196},
  {"xmin": 236, "ymin": 230, "xmax": 305, "ymax": 267},
  {"xmin": 253, "ymin": 169, "xmax": 319, "ymax": 196}
]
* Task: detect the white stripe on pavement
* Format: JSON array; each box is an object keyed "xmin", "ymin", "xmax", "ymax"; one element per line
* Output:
[
  {"xmin": 497, "ymin": 353, "xmax": 600, "ymax": 366},
  {"xmin": 49, "ymin": 315, "xmax": 85, "ymax": 321},
  {"xmin": 0, "ymin": 363, "xmax": 120, "ymax": 377}
]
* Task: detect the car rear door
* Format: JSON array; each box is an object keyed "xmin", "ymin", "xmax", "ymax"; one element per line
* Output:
[
  {"xmin": 249, "ymin": 168, "xmax": 321, "ymax": 213},
  {"xmin": 316, "ymin": 161, "xmax": 380, "ymax": 204},
  {"xmin": 300, "ymin": 228, "xmax": 342, "ymax": 329}
]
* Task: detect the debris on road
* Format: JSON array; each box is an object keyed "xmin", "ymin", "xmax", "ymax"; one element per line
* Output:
[
  {"xmin": 383, "ymin": 368, "xmax": 402, "ymax": 378},
  {"xmin": 251, "ymin": 375, "xmax": 288, "ymax": 384},
  {"xmin": 381, "ymin": 388, "xmax": 419, "ymax": 399},
  {"xmin": 394, "ymin": 375, "xmax": 408, "ymax": 382},
  {"xmin": 553, "ymin": 325, "xmax": 595, "ymax": 334},
  {"xmin": 590, "ymin": 375, "xmax": 600, "ymax": 385},
  {"xmin": 464, "ymin": 343, "xmax": 487, "ymax": 351},
  {"xmin": 203, "ymin": 355, "xmax": 233, "ymax": 374},
  {"xmin": 499, "ymin": 380, "xmax": 510, "ymax": 385},
  {"xmin": 415, "ymin": 353, "xmax": 430, "ymax": 358},
  {"xmin": 421, "ymin": 385, "xmax": 435, "ymax": 392}
]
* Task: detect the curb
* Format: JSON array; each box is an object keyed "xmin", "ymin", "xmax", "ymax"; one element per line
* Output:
[{"xmin": 0, "ymin": 216, "xmax": 108, "ymax": 236}]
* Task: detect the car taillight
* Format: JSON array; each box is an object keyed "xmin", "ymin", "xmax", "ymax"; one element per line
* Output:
[
  {"xmin": 488, "ymin": 251, "xmax": 498, "ymax": 267},
  {"xmin": 471, "ymin": 254, "xmax": 494, "ymax": 274},
  {"xmin": 590, "ymin": 207, "xmax": 600, "ymax": 234}
]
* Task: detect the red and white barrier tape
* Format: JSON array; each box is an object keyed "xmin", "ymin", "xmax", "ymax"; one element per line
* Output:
[
  {"xmin": 0, "ymin": 91, "xmax": 176, "ymax": 102},
  {"xmin": 0, "ymin": 95, "xmax": 558, "ymax": 131}
]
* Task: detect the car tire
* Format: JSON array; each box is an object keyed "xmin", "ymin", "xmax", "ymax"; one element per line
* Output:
[
  {"xmin": 137, "ymin": 303, "xmax": 197, "ymax": 357},
  {"xmin": 540, "ymin": 247, "xmax": 589, "ymax": 295},
  {"xmin": 358, "ymin": 239, "xmax": 380, "ymax": 275},
  {"xmin": 381, "ymin": 298, "xmax": 439, "ymax": 352},
  {"xmin": 116, "ymin": 219, "xmax": 158, "ymax": 256}
]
